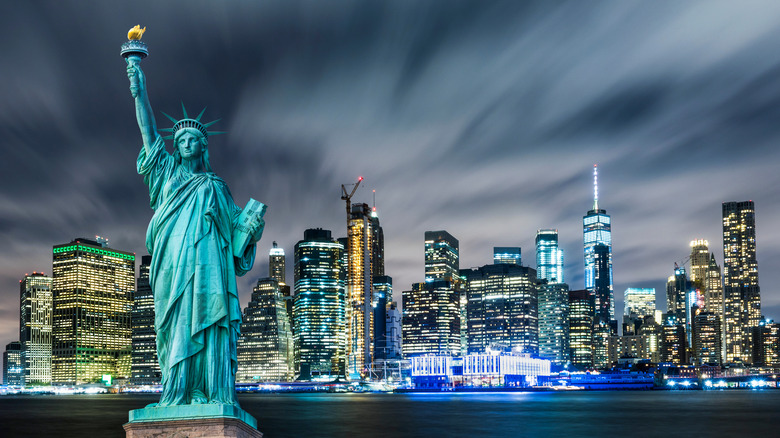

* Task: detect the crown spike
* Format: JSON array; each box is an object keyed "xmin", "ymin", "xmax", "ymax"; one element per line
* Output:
[
  {"xmin": 203, "ymin": 119, "xmax": 222, "ymax": 128},
  {"xmin": 161, "ymin": 111, "xmax": 178, "ymax": 124},
  {"xmin": 207, "ymin": 131, "xmax": 227, "ymax": 136},
  {"xmin": 181, "ymin": 102, "xmax": 189, "ymax": 119},
  {"xmin": 195, "ymin": 107, "xmax": 207, "ymax": 122}
]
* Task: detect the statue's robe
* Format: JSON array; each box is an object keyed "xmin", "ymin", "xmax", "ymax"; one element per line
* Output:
[{"xmin": 138, "ymin": 136, "xmax": 254, "ymax": 406}]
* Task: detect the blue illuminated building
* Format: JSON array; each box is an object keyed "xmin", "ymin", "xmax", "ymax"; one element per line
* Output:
[
  {"xmin": 583, "ymin": 165, "xmax": 615, "ymax": 326},
  {"xmin": 293, "ymin": 228, "xmax": 346, "ymax": 378},
  {"xmin": 493, "ymin": 247, "xmax": 521, "ymax": 266},
  {"xmin": 536, "ymin": 230, "xmax": 563, "ymax": 284}
]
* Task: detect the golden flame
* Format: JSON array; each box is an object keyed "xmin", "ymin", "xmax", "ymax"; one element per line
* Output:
[{"xmin": 128, "ymin": 25, "xmax": 146, "ymax": 41}]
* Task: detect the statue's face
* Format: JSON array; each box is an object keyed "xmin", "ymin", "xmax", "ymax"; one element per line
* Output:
[{"xmin": 177, "ymin": 131, "xmax": 205, "ymax": 161}]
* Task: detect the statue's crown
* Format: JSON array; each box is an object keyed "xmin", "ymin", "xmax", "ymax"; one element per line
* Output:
[{"xmin": 159, "ymin": 103, "xmax": 225, "ymax": 141}]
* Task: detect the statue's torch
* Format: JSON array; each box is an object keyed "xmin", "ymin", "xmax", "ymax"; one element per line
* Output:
[{"xmin": 121, "ymin": 25, "xmax": 148, "ymax": 98}]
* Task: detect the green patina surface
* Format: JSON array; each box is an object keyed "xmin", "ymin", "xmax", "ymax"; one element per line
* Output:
[{"xmin": 128, "ymin": 404, "xmax": 258, "ymax": 429}]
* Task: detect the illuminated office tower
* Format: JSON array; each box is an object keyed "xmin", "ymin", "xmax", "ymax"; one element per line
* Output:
[
  {"xmin": 538, "ymin": 283, "xmax": 570, "ymax": 365},
  {"xmin": 237, "ymin": 278, "xmax": 294, "ymax": 382},
  {"xmin": 494, "ymin": 247, "xmax": 521, "ymax": 266},
  {"xmin": 752, "ymin": 320, "xmax": 779, "ymax": 367},
  {"xmin": 592, "ymin": 244, "xmax": 612, "ymax": 367},
  {"xmin": 660, "ymin": 315, "xmax": 687, "ymax": 364},
  {"xmin": 462, "ymin": 264, "xmax": 538, "ymax": 355},
  {"xmin": 583, "ymin": 165, "xmax": 615, "ymax": 325},
  {"xmin": 3, "ymin": 342, "xmax": 23, "ymax": 386},
  {"xmin": 425, "ymin": 231, "xmax": 459, "ymax": 282},
  {"xmin": 689, "ymin": 240, "xmax": 709, "ymax": 290},
  {"xmin": 692, "ymin": 312, "xmax": 721, "ymax": 365},
  {"xmin": 568, "ymin": 289, "xmax": 594, "ymax": 369},
  {"xmin": 402, "ymin": 280, "xmax": 461, "ymax": 357},
  {"xmin": 346, "ymin": 203, "xmax": 374, "ymax": 376},
  {"xmin": 270, "ymin": 242, "xmax": 293, "ymax": 337},
  {"xmin": 624, "ymin": 288, "xmax": 655, "ymax": 318},
  {"xmin": 20, "ymin": 272, "xmax": 53, "ymax": 385},
  {"xmin": 373, "ymin": 276, "xmax": 392, "ymax": 360},
  {"xmin": 385, "ymin": 302, "xmax": 402, "ymax": 359},
  {"xmin": 623, "ymin": 287, "xmax": 655, "ymax": 335},
  {"xmin": 51, "ymin": 238, "xmax": 134, "ymax": 385},
  {"xmin": 722, "ymin": 201, "xmax": 761, "ymax": 364},
  {"xmin": 293, "ymin": 229, "xmax": 346, "ymax": 378},
  {"xmin": 705, "ymin": 255, "xmax": 725, "ymax": 361},
  {"xmin": 536, "ymin": 230, "xmax": 564, "ymax": 283},
  {"xmin": 269, "ymin": 241, "xmax": 286, "ymax": 284},
  {"xmin": 371, "ymin": 202, "xmax": 385, "ymax": 277},
  {"xmin": 666, "ymin": 265, "xmax": 690, "ymax": 321},
  {"xmin": 131, "ymin": 256, "xmax": 159, "ymax": 385}
]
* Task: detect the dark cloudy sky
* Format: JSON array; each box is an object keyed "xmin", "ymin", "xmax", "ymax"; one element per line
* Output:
[{"xmin": 2, "ymin": 1, "xmax": 780, "ymax": 349}]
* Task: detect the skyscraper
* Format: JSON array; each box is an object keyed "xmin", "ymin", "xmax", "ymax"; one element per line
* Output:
[
  {"xmin": 370, "ymin": 202, "xmax": 385, "ymax": 278},
  {"xmin": 293, "ymin": 229, "xmax": 346, "ymax": 378},
  {"xmin": 402, "ymin": 280, "xmax": 461, "ymax": 357},
  {"xmin": 689, "ymin": 240, "xmax": 710, "ymax": 290},
  {"xmin": 51, "ymin": 238, "xmax": 134, "ymax": 385},
  {"xmin": 623, "ymin": 287, "xmax": 655, "ymax": 335},
  {"xmin": 722, "ymin": 200, "xmax": 761, "ymax": 364},
  {"xmin": 538, "ymin": 283, "xmax": 570, "ymax": 365},
  {"xmin": 705, "ymin": 254, "xmax": 725, "ymax": 361},
  {"xmin": 660, "ymin": 315, "xmax": 687, "ymax": 364},
  {"xmin": 237, "ymin": 278, "xmax": 294, "ymax": 382},
  {"xmin": 536, "ymin": 230, "xmax": 564, "ymax": 284},
  {"xmin": 583, "ymin": 165, "xmax": 615, "ymax": 326},
  {"xmin": 624, "ymin": 288, "xmax": 655, "ymax": 318},
  {"xmin": 20, "ymin": 272, "xmax": 53, "ymax": 385},
  {"xmin": 269, "ymin": 241, "xmax": 287, "ymax": 287},
  {"xmin": 692, "ymin": 312, "xmax": 721, "ymax": 365},
  {"xmin": 131, "ymin": 256, "xmax": 160, "ymax": 385},
  {"xmin": 424, "ymin": 230, "xmax": 459, "ymax": 282},
  {"xmin": 3, "ymin": 342, "xmax": 23, "ymax": 386},
  {"xmin": 752, "ymin": 319, "xmax": 779, "ymax": 367},
  {"xmin": 372, "ymin": 276, "xmax": 392, "ymax": 361},
  {"xmin": 666, "ymin": 265, "xmax": 690, "ymax": 321},
  {"xmin": 689, "ymin": 241, "xmax": 725, "ymax": 342},
  {"xmin": 346, "ymin": 203, "xmax": 374, "ymax": 376},
  {"xmin": 462, "ymin": 264, "xmax": 538, "ymax": 355},
  {"xmin": 493, "ymin": 247, "xmax": 521, "ymax": 266},
  {"xmin": 568, "ymin": 289, "xmax": 594, "ymax": 369}
]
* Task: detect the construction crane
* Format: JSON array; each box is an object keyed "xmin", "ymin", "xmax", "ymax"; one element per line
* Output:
[{"xmin": 341, "ymin": 176, "xmax": 363, "ymax": 222}]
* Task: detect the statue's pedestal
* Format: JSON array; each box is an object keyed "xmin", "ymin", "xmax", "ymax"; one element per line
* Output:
[{"xmin": 124, "ymin": 404, "xmax": 262, "ymax": 438}]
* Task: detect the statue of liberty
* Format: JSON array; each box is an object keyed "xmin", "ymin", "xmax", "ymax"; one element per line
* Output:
[{"xmin": 125, "ymin": 32, "xmax": 265, "ymax": 407}]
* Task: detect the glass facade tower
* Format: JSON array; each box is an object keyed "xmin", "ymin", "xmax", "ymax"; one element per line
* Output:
[
  {"xmin": 538, "ymin": 283, "xmax": 570, "ymax": 365},
  {"xmin": 536, "ymin": 230, "xmax": 564, "ymax": 284},
  {"xmin": 131, "ymin": 255, "xmax": 160, "ymax": 385},
  {"xmin": 583, "ymin": 166, "xmax": 615, "ymax": 327},
  {"xmin": 293, "ymin": 229, "xmax": 346, "ymax": 378},
  {"xmin": 238, "ymin": 278, "xmax": 294, "ymax": 382},
  {"xmin": 462, "ymin": 264, "xmax": 538, "ymax": 355},
  {"xmin": 424, "ymin": 231, "xmax": 459, "ymax": 282},
  {"xmin": 346, "ymin": 203, "xmax": 374, "ymax": 376},
  {"xmin": 51, "ymin": 238, "xmax": 134, "ymax": 385},
  {"xmin": 20, "ymin": 272, "xmax": 53, "ymax": 385},
  {"xmin": 722, "ymin": 200, "xmax": 761, "ymax": 364}
]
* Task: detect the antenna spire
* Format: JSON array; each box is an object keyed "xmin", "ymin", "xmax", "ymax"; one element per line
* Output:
[{"xmin": 593, "ymin": 164, "xmax": 599, "ymax": 211}]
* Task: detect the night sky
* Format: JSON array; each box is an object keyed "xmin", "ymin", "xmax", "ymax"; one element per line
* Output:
[{"xmin": 2, "ymin": 1, "xmax": 780, "ymax": 349}]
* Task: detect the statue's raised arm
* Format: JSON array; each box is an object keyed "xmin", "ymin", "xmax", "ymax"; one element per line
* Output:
[{"xmin": 127, "ymin": 58, "xmax": 158, "ymax": 154}]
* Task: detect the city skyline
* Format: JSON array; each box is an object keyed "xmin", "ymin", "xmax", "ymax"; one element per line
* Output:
[{"xmin": 3, "ymin": 1, "xmax": 780, "ymax": 352}]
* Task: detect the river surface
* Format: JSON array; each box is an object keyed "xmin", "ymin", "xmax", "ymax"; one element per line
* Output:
[{"xmin": 0, "ymin": 390, "xmax": 777, "ymax": 437}]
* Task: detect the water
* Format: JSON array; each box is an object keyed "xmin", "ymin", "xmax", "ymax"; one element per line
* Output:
[{"xmin": 0, "ymin": 391, "xmax": 777, "ymax": 437}]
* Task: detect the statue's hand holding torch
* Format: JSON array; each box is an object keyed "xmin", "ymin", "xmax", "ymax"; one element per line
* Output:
[{"xmin": 121, "ymin": 25, "xmax": 149, "ymax": 99}]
